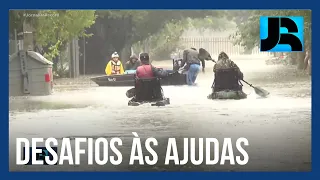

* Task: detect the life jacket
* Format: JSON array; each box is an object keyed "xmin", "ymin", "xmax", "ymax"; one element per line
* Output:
[
  {"xmin": 136, "ymin": 65, "xmax": 154, "ymax": 78},
  {"xmin": 110, "ymin": 60, "xmax": 122, "ymax": 74}
]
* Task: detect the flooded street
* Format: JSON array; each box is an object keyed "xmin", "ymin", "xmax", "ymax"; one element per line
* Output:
[{"xmin": 9, "ymin": 55, "xmax": 311, "ymax": 171}]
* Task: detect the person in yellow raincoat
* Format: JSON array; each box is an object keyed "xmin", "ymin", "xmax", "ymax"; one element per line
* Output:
[{"xmin": 105, "ymin": 52, "xmax": 124, "ymax": 75}]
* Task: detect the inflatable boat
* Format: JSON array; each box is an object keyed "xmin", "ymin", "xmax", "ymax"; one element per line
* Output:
[{"xmin": 207, "ymin": 90, "xmax": 247, "ymax": 100}]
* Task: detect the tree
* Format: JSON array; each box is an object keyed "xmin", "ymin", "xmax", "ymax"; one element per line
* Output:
[
  {"xmin": 9, "ymin": 10, "xmax": 97, "ymax": 60},
  {"xmin": 34, "ymin": 10, "xmax": 96, "ymax": 60},
  {"xmin": 132, "ymin": 16, "xmax": 235, "ymax": 59},
  {"xmin": 83, "ymin": 10, "xmax": 226, "ymax": 73}
]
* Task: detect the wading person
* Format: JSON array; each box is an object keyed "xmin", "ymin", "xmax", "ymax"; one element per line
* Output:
[
  {"xmin": 180, "ymin": 48, "xmax": 207, "ymax": 86},
  {"xmin": 105, "ymin": 52, "xmax": 124, "ymax": 75}
]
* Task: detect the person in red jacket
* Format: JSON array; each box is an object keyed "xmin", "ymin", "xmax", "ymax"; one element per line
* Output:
[
  {"xmin": 136, "ymin": 52, "xmax": 168, "ymax": 78},
  {"xmin": 126, "ymin": 53, "xmax": 170, "ymax": 106}
]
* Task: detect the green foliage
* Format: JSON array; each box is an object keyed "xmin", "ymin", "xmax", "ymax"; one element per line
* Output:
[
  {"xmin": 34, "ymin": 10, "xmax": 96, "ymax": 60},
  {"xmin": 9, "ymin": 10, "xmax": 96, "ymax": 60},
  {"xmin": 224, "ymin": 10, "xmax": 251, "ymax": 25},
  {"xmin": 133, "ymin": 16, "xmax": 233, "ymax": 59},
  {"xmin": 9, "ymin": 10, "xmax": 38, "ymax": 35},
  {"xmin": 96, "ymin": 10, "xmax": 224, "ymax": 42}
]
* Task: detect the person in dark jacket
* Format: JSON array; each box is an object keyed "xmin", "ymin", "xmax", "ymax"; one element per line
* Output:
[
  {"xmin": 213, "ymin": 51, "xmax": 243, "ymax": 81},
  {"xmin": 125, "ymin": 54, "xmax": 141, "ymax": 70},
  {"xmin": 208, "ymin": 51, "xmax": 246, "ymax": 99},
  {"xmin": 180, "ymin": 48, "xmax": 209, "ymax": 85}
]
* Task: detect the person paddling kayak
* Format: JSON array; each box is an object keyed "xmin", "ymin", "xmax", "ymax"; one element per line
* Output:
[
  {"xmin": 126, "ymin": 53, "xmax": 170, "ymax": 106},
  {"xmin": 208, "ymin": 51, "xmax": 247, "ymax": 100}
]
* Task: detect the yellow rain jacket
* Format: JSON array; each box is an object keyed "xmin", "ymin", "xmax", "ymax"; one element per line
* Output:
[{"xmin": 105, "ymin": 60, "xmax": 124, "ymax": 75}]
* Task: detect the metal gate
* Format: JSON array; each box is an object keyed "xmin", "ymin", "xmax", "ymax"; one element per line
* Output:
[{"xmin": 179, "ymin": 37, "xmax": 270, "ymax": 57}]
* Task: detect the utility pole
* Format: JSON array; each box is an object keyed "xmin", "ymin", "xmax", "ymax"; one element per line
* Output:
[
  {"xmin": 83, "ymin": 37, "xmax": 86, "ymax": 76},
  {"xmin": 22, "ymin": 20, "xmax": 34, "ymax": 51},
  {"xmin": 14, "ymin": 29, "xmax": 18, "ymax": 53}
]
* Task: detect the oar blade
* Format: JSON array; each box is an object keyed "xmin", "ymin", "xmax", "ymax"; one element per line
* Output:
[{"xmin": 253, "ymin": 86, "xmax": 270, "ymax": 97}]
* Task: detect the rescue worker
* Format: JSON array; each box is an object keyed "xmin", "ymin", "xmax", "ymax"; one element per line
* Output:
[
  {"xmin": 208, "ymin": 51, "xmax": 246, "ymax": 99},
  {"xmin": 125, "ymin": 54, "xmax": 141, "ymax": 70},
  {"xmin": 180, "ymin": 48, "xmax": 206, "ymax": 86},
  {"xmin": 136, "ymin": 53, "xmax": 168, "ymax": 78},
  {"xmin": 105, "ymin": 52, "xmax": 124, "ymax": 75}
]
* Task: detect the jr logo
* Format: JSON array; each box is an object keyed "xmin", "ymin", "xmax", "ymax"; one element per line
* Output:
[{"xmin": 260, "ymin": 16, "xmax": 304, "ymax": 52}]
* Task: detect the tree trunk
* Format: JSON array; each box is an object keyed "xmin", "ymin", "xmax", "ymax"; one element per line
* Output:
[
  {"xmin": 308, "ymin": 58, "xmax": 311, "ymax": 75},
  {"xmin": 289, "ymin": 52, "xmax": 298, "ymax": 65},
  {"xmin": 297, "ymin": 52, "xmax": 305, "ymax": 70},
  {"xmin": 304, "ymin": 50, "xmax": 311, "ymax": 75}
]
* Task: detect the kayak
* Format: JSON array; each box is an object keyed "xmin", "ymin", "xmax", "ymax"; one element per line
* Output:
[
  {"xmin": 207, "ymin": 90, "xmax": 247, "ymax": 100},
  {"xmin": 90, "ymin": 70, "xmax": 187, "ymax": 86},
  {"xmin": 128, "ymin": 97, "xmax": 170, "ymax": 106}
]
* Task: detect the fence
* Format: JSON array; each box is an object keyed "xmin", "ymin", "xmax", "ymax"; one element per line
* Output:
[{"xmin": 179, "ymin": 37, "xmax": 270, "ymax": 57}]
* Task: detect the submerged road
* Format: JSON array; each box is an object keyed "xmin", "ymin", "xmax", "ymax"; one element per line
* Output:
[{"xmin": 9, "ymin": 56, "xmax": 311, "ymax": 171}]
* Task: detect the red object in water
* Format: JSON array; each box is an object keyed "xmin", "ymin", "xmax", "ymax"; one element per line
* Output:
[
  {"xmin": 45, "ymin": 73, "xmax": 50, "ymax": 82},
  {"xmin": 45, "ymin": 68, "xmax": 52, "ymax": 82}
]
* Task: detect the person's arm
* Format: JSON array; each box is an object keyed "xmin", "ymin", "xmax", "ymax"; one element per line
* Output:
[
  {"xmin": 180, "ymin": 50, "xmax": 188, "ymax": 67},
  {"xmin": 120, "ymin": 63, "xmax": 125, "ymax": 74},
  {"xmin": 105, "ymin": 62, "xmax": 112, "ymax": 75},
  {"xmin": 152, "ymin": 66, "xmax": 168, "ymax": 78},
  {"xmin": 125, "ymin": 61, "xmax": 130, "ymax": 70},
  {"xmin": 213, "ymin": 64, "xmax": 217, "ymax": 73},
  {"xmin": 231, "ymin": 61, "xmax": 243, "ymax": 80},
  {"xmin": 200, "ymin": 58, "xmax": 205, "ymax": 72}
]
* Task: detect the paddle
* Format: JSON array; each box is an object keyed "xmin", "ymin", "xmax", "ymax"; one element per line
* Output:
[
  {"xmin": 241, "ymin": 80, "xmax": 270, "ymax": 97},
  {"xmin": 209, "ymin": 59, "xmax": 270, "ymax": 97}
]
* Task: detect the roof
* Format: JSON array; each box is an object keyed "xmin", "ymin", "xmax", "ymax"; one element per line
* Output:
[{"xmin": 9, "ymin": 51, "xmax": 53, "ymax": 65}]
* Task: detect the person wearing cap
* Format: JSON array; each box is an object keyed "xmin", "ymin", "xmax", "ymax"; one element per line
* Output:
[
  {"xmin": 136, "ymin": 52, "xmax": 169, "ymax": 78},
  {"xmin": 105, "ymin": 52, "xmax": 124, "ymax": 75},
  {"xmin": 125, "ymin": 54, "xmax": 141, "ymax": 70},
  {"xmin": 180, "ymin": 47, "xmax": 206, "ymax": 86}
]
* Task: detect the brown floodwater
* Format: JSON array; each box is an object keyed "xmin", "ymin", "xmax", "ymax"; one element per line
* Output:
[{"xmin": 9, "ymin": 55, "xmax": 311, "ymax": 171}]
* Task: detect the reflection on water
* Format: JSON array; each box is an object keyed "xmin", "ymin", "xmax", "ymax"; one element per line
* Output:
[{"xmin": 9, "ymin": 57, "xmax": 311, "ymax": 171}]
